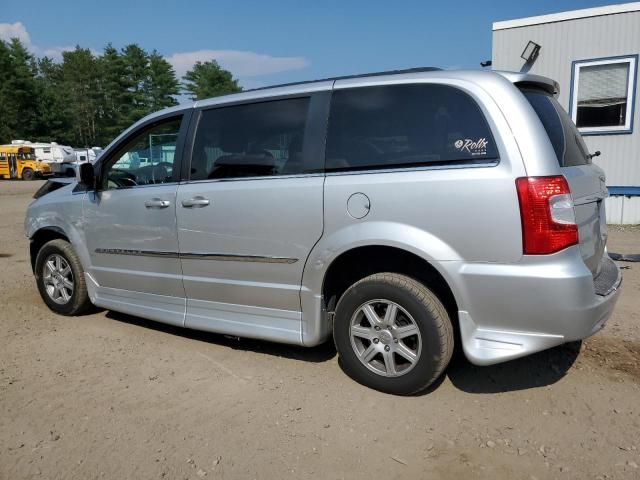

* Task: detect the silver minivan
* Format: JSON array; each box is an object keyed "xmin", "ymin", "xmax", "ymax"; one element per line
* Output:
[{"xmin": 25, "ymin": 68, "xmax": 621, "ymax": 394}]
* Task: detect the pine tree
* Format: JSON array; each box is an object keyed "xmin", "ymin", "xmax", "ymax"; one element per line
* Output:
[
  {"xmin": 98, "ymin": 44, "xmax": 134, "ymax": 145},
  {"xmin": 59, "ymin": 47, "xmax": 101, "ymax": 146},
  {"xmin": 0, "ymin": 39, "xmax": 39, "ymax": 143},
  {"xmin": 122, "ymin": 44, "xmax": 151, "ymax": 125},
  {"xmin": 182, "ymin": 60, "xmax": 241, "ymax": 101},
  {"xmin": 34, "ymin": 56, "xmax": 71, "ymax": 143},
  {"xmin": 147, "ymin": 50, "xmax": 180, "ymax": 111}
]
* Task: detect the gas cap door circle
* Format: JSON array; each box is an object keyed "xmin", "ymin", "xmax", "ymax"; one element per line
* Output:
[{"xmin": 347, "ymin": 192, "xmax": 371, "ymax": 219}]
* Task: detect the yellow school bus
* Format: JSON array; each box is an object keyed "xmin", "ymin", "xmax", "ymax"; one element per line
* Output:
[{"xmin": 0, "ymin": 145, "xmax": 52, "ymax": 180}]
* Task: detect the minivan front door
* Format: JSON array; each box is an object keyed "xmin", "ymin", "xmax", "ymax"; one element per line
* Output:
[
  {"xmin": 83, "ymin": 114, "xmax": 190, "ymax": 326},
  {"xmin": 176, "ymin": 94, "xmax": 329, "ymax": 343}
]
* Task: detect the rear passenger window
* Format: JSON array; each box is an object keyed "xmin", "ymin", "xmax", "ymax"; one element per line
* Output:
[
  {"xmin": 325, "ymin": 84, "xmax": 499, "ymax": 172},
  {"xmin": 190, "ymin": 98, "xmax": 310, "ymax": 180},
  {"xmin": 522, "ymin": 89, "xmax": 590, "ymax": 167}
]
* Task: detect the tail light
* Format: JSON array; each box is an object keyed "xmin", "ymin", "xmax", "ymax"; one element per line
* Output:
[{"xmin": 515, "ymin": 176, "xmax": 578, "ymax": 255}]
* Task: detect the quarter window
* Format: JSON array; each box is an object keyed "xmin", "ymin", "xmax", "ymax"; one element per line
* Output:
[
  {"xmin": 325, "ymin": 84, "xmax": 499, "ymax": 172},
  {"xmin": 570, "ymin": 56, "xmax": 637, "ymax": 134},
  {"xmin": 190, "ymin": 97, "xmax": 310, "ymax": 181},
  {"xmin": 104, "ymin": 117, "xmax": 182, "ymax": 190}
]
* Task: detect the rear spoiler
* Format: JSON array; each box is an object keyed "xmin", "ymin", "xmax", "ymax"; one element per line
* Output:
[{"xmin": 494, "ymin": 71, "xmax": 560, "ymax": 96}]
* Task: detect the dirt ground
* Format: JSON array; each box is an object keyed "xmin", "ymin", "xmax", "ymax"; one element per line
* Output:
[{"xmin": 1, "ymin": 180, "xmax": 639, "ymax": 480}]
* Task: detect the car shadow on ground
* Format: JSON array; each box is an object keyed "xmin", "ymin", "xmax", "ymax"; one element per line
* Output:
[
  {"xmin": 105, "ymin": 310, "xmax": 337, "ymax": 363},
  {"xmin": 446, "ymin": 341, "xmax": 582, "ymax": 394},
  {"xmin": 105, "ymin": 310, "xmax": 581, "ymax": 392}
]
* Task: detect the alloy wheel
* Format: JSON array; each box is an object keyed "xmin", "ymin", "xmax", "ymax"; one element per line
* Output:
[
  {"xmin": 349, "ymin": 299, "xmax": 422, "ymax": 377},
  {"xmin": 42, "ymin": 254, "xmax": 74, "ymax": 305}
]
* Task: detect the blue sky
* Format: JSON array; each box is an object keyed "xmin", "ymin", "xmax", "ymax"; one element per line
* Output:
[{"xmin": 0, "ymin": 0, "xmax": 625, "ymax": 89}]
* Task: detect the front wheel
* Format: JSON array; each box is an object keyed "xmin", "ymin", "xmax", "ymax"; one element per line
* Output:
[
  {"xmin": 21, "ymin": 168, "xmax": 34, "ymax": 180},
  {"xmin": 34, "ymin": 239, "xmax": 92, "ymax": 315},
  {"xmin": 333, "ymin": 273, "xmax": 454, "ymax": 395}
]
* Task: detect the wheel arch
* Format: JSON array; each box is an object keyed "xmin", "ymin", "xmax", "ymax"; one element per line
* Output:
[
  {"xmin": 321, "ymin": 245, "xmax": 459, "ymax": 322},
  {"xmin": 300, "ymin": 222, "xmax": 464, "ymax": 346},
  {"xmin": 29, "ymin": 227, "xmax": 70, "ymax": 273}
]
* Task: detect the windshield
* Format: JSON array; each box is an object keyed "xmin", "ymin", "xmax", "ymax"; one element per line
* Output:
[
  {"xmin": 522, "ymin": 89, "xmax": 591, "ymax": 167},
  {"xmin": 18, "ymin": 150, "xmax": 35, "ymax": 160}
]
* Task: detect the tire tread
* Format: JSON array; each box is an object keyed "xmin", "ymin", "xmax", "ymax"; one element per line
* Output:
[
  {"xmin": 335, "ymin": 272, "xmax": 454, "ymax": 395},
  {"xmin": 35, "ymin": 239, "xmax": 92, "ymax": 316}
]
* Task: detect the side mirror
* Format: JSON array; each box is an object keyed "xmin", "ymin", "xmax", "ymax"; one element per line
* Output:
[{"xmin": 79, "ymin": 163, "xmax": 96, "ymax": 189}]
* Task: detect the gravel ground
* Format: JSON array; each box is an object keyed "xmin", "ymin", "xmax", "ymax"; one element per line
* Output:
[{"xmin": 1, "ymin": 180, "xmax": 639, "ymax": 480}]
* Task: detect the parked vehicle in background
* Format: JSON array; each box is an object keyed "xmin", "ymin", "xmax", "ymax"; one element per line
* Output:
[
  {"xmin": 0, "ymin": 145, "xmax": 52, "ymax": 180},
  {"xmin": 59, "ymin": 148, "xmax": 105, "ymax": 179},
  {"xmin": 74, "ymin": 147, "xmax": 103, "ymax": 165},
  {"xmin": 11, "ymin": 140, "xmax": 77, "ymax": 177},
  {"xmin": 24, "ymin": 68, "xmax": 622, "ymax": 394}
]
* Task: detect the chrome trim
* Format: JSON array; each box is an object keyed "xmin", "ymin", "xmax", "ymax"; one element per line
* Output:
[
  {"xmin": 179, "ymin": 252, "xmax": 298, "ymax": 264},
  {"xmin": 95, "ymin": 248, "xmax": 179, "ymax": 258},
  {"xmin": 181, "ymin": 172, "xmax": 324, "ymax": 185},
  {"xmin": 324, "ymin": 161, "xmax": 499, "ymax": 177},
  {"xmin": 95, "ymin": 248, "xmax": 298, "ymax": 264}
]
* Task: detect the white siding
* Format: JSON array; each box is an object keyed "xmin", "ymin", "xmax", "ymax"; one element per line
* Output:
[
  {"xmin": 492, "ymin": 11, "xmax": 640, "ymax": 200},
  {"xmin": 605, "ymin": 196, "xmax": 640, "ymax": 224}
]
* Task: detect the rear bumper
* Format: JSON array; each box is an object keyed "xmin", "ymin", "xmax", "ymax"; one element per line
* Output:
[{"xmin": 443, "ymin": 247, "xmax": 622, "ymax": 366}]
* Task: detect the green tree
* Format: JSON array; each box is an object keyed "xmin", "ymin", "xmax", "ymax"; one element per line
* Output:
[
  {"xmin": 182, "ymin": 60, "xmax": 241, "ymax": 100},
  {"xmin": 0, "ymin": 40, "xmax": 183, "ymax": 147},
  {"xmin": 33, "ymin": 56, "xmax": 71, "ymax": 143},
  {"xmin": 0, "ymin": 38, "xmax": 39, "ymax": 143},
  {"xmin": 0, "ymin": 40, "xmax": 14, "ymax": 142},
  {"xmin": 97, "ymin": 44, "xmax": 133, "ymax": 145},
  {"xmin": 58, "ymin": 47, "xmax": 101, "ymax": 146},
  {"xmin": 121, "ymin": 44, "xmax": 150, "ymax": 125},
  {"xmin": 147, "ymin": 50, "xmax": 180, "ymax": 111}
]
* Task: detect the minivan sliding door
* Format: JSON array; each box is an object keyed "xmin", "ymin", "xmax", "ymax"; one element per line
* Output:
[{"xmin": 177, "ymin": 91, "xmax": 330, "ymax": 343}]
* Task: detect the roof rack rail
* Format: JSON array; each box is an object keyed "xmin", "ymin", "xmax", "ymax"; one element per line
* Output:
[{"xmin": 242, "ymin": 66, "xmax": 443, "ymax": 93}]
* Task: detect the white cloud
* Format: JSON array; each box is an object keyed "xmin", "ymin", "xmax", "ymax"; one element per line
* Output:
[
  {"xmin": 0, "ymin": 21, "xmax": 75, "ymax": 61},
  {"xmin": 167, "ymin": 49, "xmax": 309, "ymax": 79},
  {"xmin": 1, "ymin": 22, "xmax": 310, "ymax": 79},
  {"xmin": 0, "ymin": 21, "xmax": 31, "ymax": 45},
  {"xmin": 38, "ymin": 45, "xmax": 76, "ymax": 60}
]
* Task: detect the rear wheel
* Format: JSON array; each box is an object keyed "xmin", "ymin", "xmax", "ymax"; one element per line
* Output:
[
  {"xmin": 21, "ymin": 168, "xmax": 34, "ymax": 181},
  {"xmin": 333, "ymin": 273, "xmax": 454, "ymax": 395},
  {"xmin": 35, "ymin": 239, "xmax": 92, "ymax": 315}
]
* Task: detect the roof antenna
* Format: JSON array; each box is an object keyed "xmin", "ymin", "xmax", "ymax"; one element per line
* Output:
[{"xmin": 480, "ymin": 60, "xmax": 492, "ymax": 68}]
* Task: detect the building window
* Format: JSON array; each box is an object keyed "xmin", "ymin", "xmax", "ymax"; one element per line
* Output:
[{"xmin": 570, "ymin": 55, "xmax": 637, "ymax": 134}]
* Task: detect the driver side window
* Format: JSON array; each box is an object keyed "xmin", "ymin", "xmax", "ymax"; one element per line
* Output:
[{"xmin": 105, "ymin": 117, "xmax": 182, "ymax": 190}]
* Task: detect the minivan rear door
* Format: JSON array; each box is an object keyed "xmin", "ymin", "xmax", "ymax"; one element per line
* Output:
[{"xmin": 522, "ymin": 89, "xmax": 608, "ymax": 275}]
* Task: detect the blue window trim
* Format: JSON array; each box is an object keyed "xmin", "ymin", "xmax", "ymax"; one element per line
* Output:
[
  {"xmin": 608, "ymin": 186, "xmax": 640, "ymax": 196},
  {"xmin": 568, "ymin": 54, "xmax": 638, "ymax": 136}
]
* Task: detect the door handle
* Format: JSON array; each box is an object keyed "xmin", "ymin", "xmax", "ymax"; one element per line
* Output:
[
  {"xmin": 144, "ymin": 198, "xmax": 171, "ymax": 209},
  {"xmin": 182, "ymin": 197, "xmax": 210, "ymax": 208}
]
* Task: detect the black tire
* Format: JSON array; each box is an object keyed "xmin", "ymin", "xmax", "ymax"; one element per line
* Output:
[
  {"xmin": 34, "ymin": 239, "xmax": 92, "ymax": 315},
  {"xmin": 333, "ymin": 273, "xmax": 454, "ymax": 395},
  {"xmin": 21, "ymin": 168, "xmax": 34, "ymax": 181}
]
